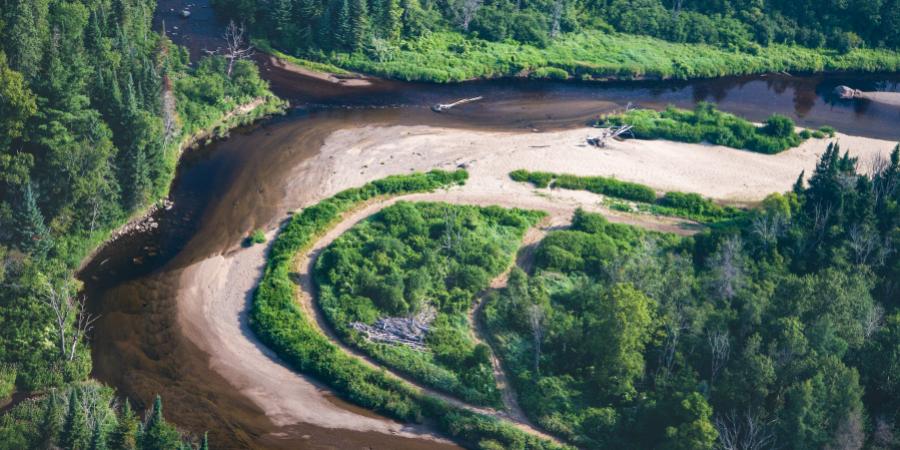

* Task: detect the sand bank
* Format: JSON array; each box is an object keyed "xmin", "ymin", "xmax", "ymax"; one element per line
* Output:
[{"xmin": 176, "ymin": 123, "xmax": 897, "ymax": 444}]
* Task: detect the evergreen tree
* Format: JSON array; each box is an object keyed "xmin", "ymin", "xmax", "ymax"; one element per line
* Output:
[
  {"xmin": 335, "ymin": 0, "xmax": 353, "ymax": 50},
  {"xmin": 200, "ymin": 432, "xmax": 209, "ymax": 450},
  {"xmin": 14, "ymin": 184, "xmax": 50, "ymax": 253},
  {"xmin": 109, "ymin": 399, "xmax": 139, "ymax": 450},
  {"xmin": 348, "ymin": 0, "xmax": 370, "ymax": 50},
  {"xmin": 61, "ymin": 389, "xmax": 91, "ymax": 450},
  {"xmin": 89, "ymin": 420, "xmax": 107, "ymax": 450},
  {"xmin": 38, "ymin": 390, "xmax": 65, "ymax": 448},
  {"xmin": 140, "ymin": 395, "xmax": 181, "ymax": 450}
]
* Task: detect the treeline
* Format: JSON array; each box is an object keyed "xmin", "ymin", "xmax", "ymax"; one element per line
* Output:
[
  {"xmin": 0, "ymin": 0, "xmax": 277, "ymax": 445},
  {"xmin": 485, "ymin": 143, "xmax": 900, "ymax": 448},
  {"xmin": 211, "ymin": 0, "xmax": 900, "ymax": 78},
  {"xmin": 0, "ymin": 382, "xmax": 200, "ymax": 450}
]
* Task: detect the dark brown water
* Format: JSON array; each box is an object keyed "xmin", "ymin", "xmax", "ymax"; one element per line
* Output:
[{"xmin": 81, "ymin": 18, "xmax": 900, "ymax": 448}]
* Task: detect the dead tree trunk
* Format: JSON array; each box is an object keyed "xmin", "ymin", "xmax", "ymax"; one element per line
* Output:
[{"xmin": 222, "ymin": 20, "xmax": 253, "ymax": 77}]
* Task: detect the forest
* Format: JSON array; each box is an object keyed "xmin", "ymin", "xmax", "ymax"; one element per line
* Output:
[
  {"xmin": 485, "ymin": 144, "xmax": 900, "ymax": 448},
  {"xmin": 314, "ymin": 202, "xmax": 544, "ymax": 406},
  {"xmin": 211, "ymin": 0, "xmax": 900, "ymax": 81},
  {"xmin": 0, "ymin": 0, "xmax": 278, "ymax": 447}
]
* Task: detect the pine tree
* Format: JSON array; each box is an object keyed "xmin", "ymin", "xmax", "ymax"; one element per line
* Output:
[
  {"xmin": 335, "ymin": 0, "xmax": 353, "ymax": 50},
  {"xmin": 200, "ymin": 432, "xmax": 209, "ymax": 450},
  {"xmin": 89, "ymin": 420, "xmax": 107, "ymax": 450},
  {"xmin": 348, "ymin": 0, "xmax": 369, "ymax": 50},
  {"xmin": 61, "ymin": 389, "xmax": 91, "ymax": 450},
  {"xmin": 793, "ymin": 170, "xmax": 806, "ymax": 195},
  {"xmin": 271, "ymin": 0, "xmax": 293, "ymax": 46},
  {"xmin": 15, "ymin": 184, "xmax": 51, "ymax": 253},
  {"xmin": 39, "ymin": 390, "xmax": 65, "ymax": 448},
  {"xmin": 140, "ymin": 395, "xmax": 181, "ymax": 450},
  {"xmin": 109, "ymin": 399, "xmax": 139, "ymax": 450}
]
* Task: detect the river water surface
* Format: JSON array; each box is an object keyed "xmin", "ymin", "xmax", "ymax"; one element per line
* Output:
[{"xmin": 80, "ymin": 15, "xmax": 900, "ymax": 449}]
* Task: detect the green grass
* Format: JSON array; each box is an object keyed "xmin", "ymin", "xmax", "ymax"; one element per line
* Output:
[
  {"xmin": 250, "ymin": 169, "xmax": 569, "ymax": 450},
  {"xmin": 253, "ymin": 38, "xmax": 355, "ymax": 76},
  {"xmin": 305, "ymin": 30, "xmax": 900, "ymax": 82}
]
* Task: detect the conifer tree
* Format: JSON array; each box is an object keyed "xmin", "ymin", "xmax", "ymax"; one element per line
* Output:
[
  {"xmin": 349, "ymin": 0, "xmax": 370, "ymax": 50},
  {"xmin": 15, "ymin": 184, "xmax": 50, "ymax": 253},
  {"xmin": 61, "ymin": 389, "xmax": 91, "ymax": 450},
  {"xmin": 39, "ymin": 390, "xmax": 65, "ymax": 448},
  {"xmin": 89, "ymin": 420, "xmax": 107, "ymax": 450},
  {"xmin": 335, "ymin": 0, "xmax": 353, "ymax": 50},
  {"xmin": 140, "ymin": 395, "xmax": 181, "ymax": 450},
  {"xmin": 109, "ymin": 399, "xmax": 139, "ymax": 450},
  {"xmin": 200, "ymin": 431, "xmax": 209, "ymax": 450}
]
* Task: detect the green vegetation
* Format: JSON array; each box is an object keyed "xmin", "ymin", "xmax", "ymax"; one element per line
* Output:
[
  {"xmin": 250, "ymin": 229, "xmax": 267, "ymax": 245},
  {"xmin": 600, "ymin": 102, "xmax": 823, "ymax": 154},
  {"xmin": 0, "ymin": 382, "xmax": 187, "ymax": 450},
  {"xmin": 213, "ymin": 0, "xmax": 900, "ymax": 82},
  {"xmin": 251, "ymin": 170, "xmax": 568, "ymax": 449},
  {"xmin": 315, "ymin": 202, "xmax": 544, "ymax": 406},
  {"xmin": 486, "ymin": 144, "xmax": 900, "ymax": 448},
  {"xmin": 510, "ymin": 170, "xmax": 742, "ymax": 223},
  {"xmin": 0, "ymin": 0, "xmax": 281, "ymax": 445}
]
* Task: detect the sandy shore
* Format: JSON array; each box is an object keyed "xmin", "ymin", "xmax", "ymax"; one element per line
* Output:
[
  {"xmin": 175, "ymin": 124, "xmax": 898, "ymax": 444},
  {"xmin": 316, "ymin": 125, "xmax": 898, "ymax": 204}
]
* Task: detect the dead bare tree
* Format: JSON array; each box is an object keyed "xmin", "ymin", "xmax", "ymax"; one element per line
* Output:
[
  {"xmin": 864, "ymin": 303, "xmax": 885, "ymax": 340},
  {"xmin": 550, "ymin": 0, "xmax": 564, "ymax": 38},
  {"xmin": 460, "ymin": 0, "xmax": 483, "ymax": 31},
  {"xmin": 708, "ymin": 236, "xmax": 745, "ymax": 302},
  {"xmin": 873, "ymin": 416, "xmax": 897, "ymax": 449},
  {"xmin": 750, "ymin": 212, "xmax": 785, "ymax": 251},
  {"xmin": 849, "ymin": 223, "xmax": 878, "ymax": 266},
  {"xmin": 43, "ymin": 279, "xmax": 99, "ymax": 361},
  {"xmin": 714, "ymin": 410, "xmax": 777, "ymax": 450},
  {"xmin": 870, "ymin": 152, "xmax": 898, "ymax": 206},
  {"xmin": 528, "ymin": 303, "xmax": 545, "ymax": 376},
  {"xmin": 826, "ymin": 410, "xmax": 865, "ymax": 450},
  {"xmin": 671, "ymin": 0, "xmax": 684, "ymax": 18},
  {"xmin": 222, "ymin": 20, "xmax": 253, "ymax": 77},
  {"xmin": 708, "ymin": 329, "xmax": 730, "ymax": 384},
  {"xmin": 441, "ymin": 207, "xmax": 463, "ymax": 254}
]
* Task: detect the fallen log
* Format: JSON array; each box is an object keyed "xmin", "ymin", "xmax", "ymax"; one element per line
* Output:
[
  {"xmin": 432, "ymin": 96, "xmax": 483, "ymax": 112},
  {"xmin": 587, "ymin": 124, "xmax": 633, "ymax": 147}
]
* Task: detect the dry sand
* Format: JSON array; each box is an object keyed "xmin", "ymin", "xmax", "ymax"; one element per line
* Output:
[{"xmin": 176, "ymin": 124, "xmax": 898, "ymax": 443}]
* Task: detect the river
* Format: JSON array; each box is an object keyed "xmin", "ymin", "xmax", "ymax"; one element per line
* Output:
[{"xmin": 81, "ymin": 9, "xmax": 900, "ymax": 449}]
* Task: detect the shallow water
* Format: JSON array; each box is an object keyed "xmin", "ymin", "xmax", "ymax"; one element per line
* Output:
[{"xmin": 80, "ymin": 30, "xmax": 900, "ymax": 449}]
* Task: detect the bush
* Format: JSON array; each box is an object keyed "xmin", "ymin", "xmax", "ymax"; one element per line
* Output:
[
  {"xmin": 509, "ymin": 171, "xmax": 744, "ymax": 223},
  {"xmin": 0, "ymin": 364, "xmax": 15, "ymax": 400},
  {"xmin": 601, "ymin": 103, "xmax": 812, "ymax": 154},
  {"xmin": 510, "ymin": 170, "xmax": 656, "ymax": 203},
  {"xmin": 251, "ymin": 229, "xmax": 266, "ymax": 244}
]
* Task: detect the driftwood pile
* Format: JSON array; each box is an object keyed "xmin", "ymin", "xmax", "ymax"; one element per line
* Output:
[
  {"xmin": 587, "ymin": 124, "xmax": 634, "ymax": 147},
  {"xmin": 351, "ymin": 306, "xmax": 436, "ymax": 350}
]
